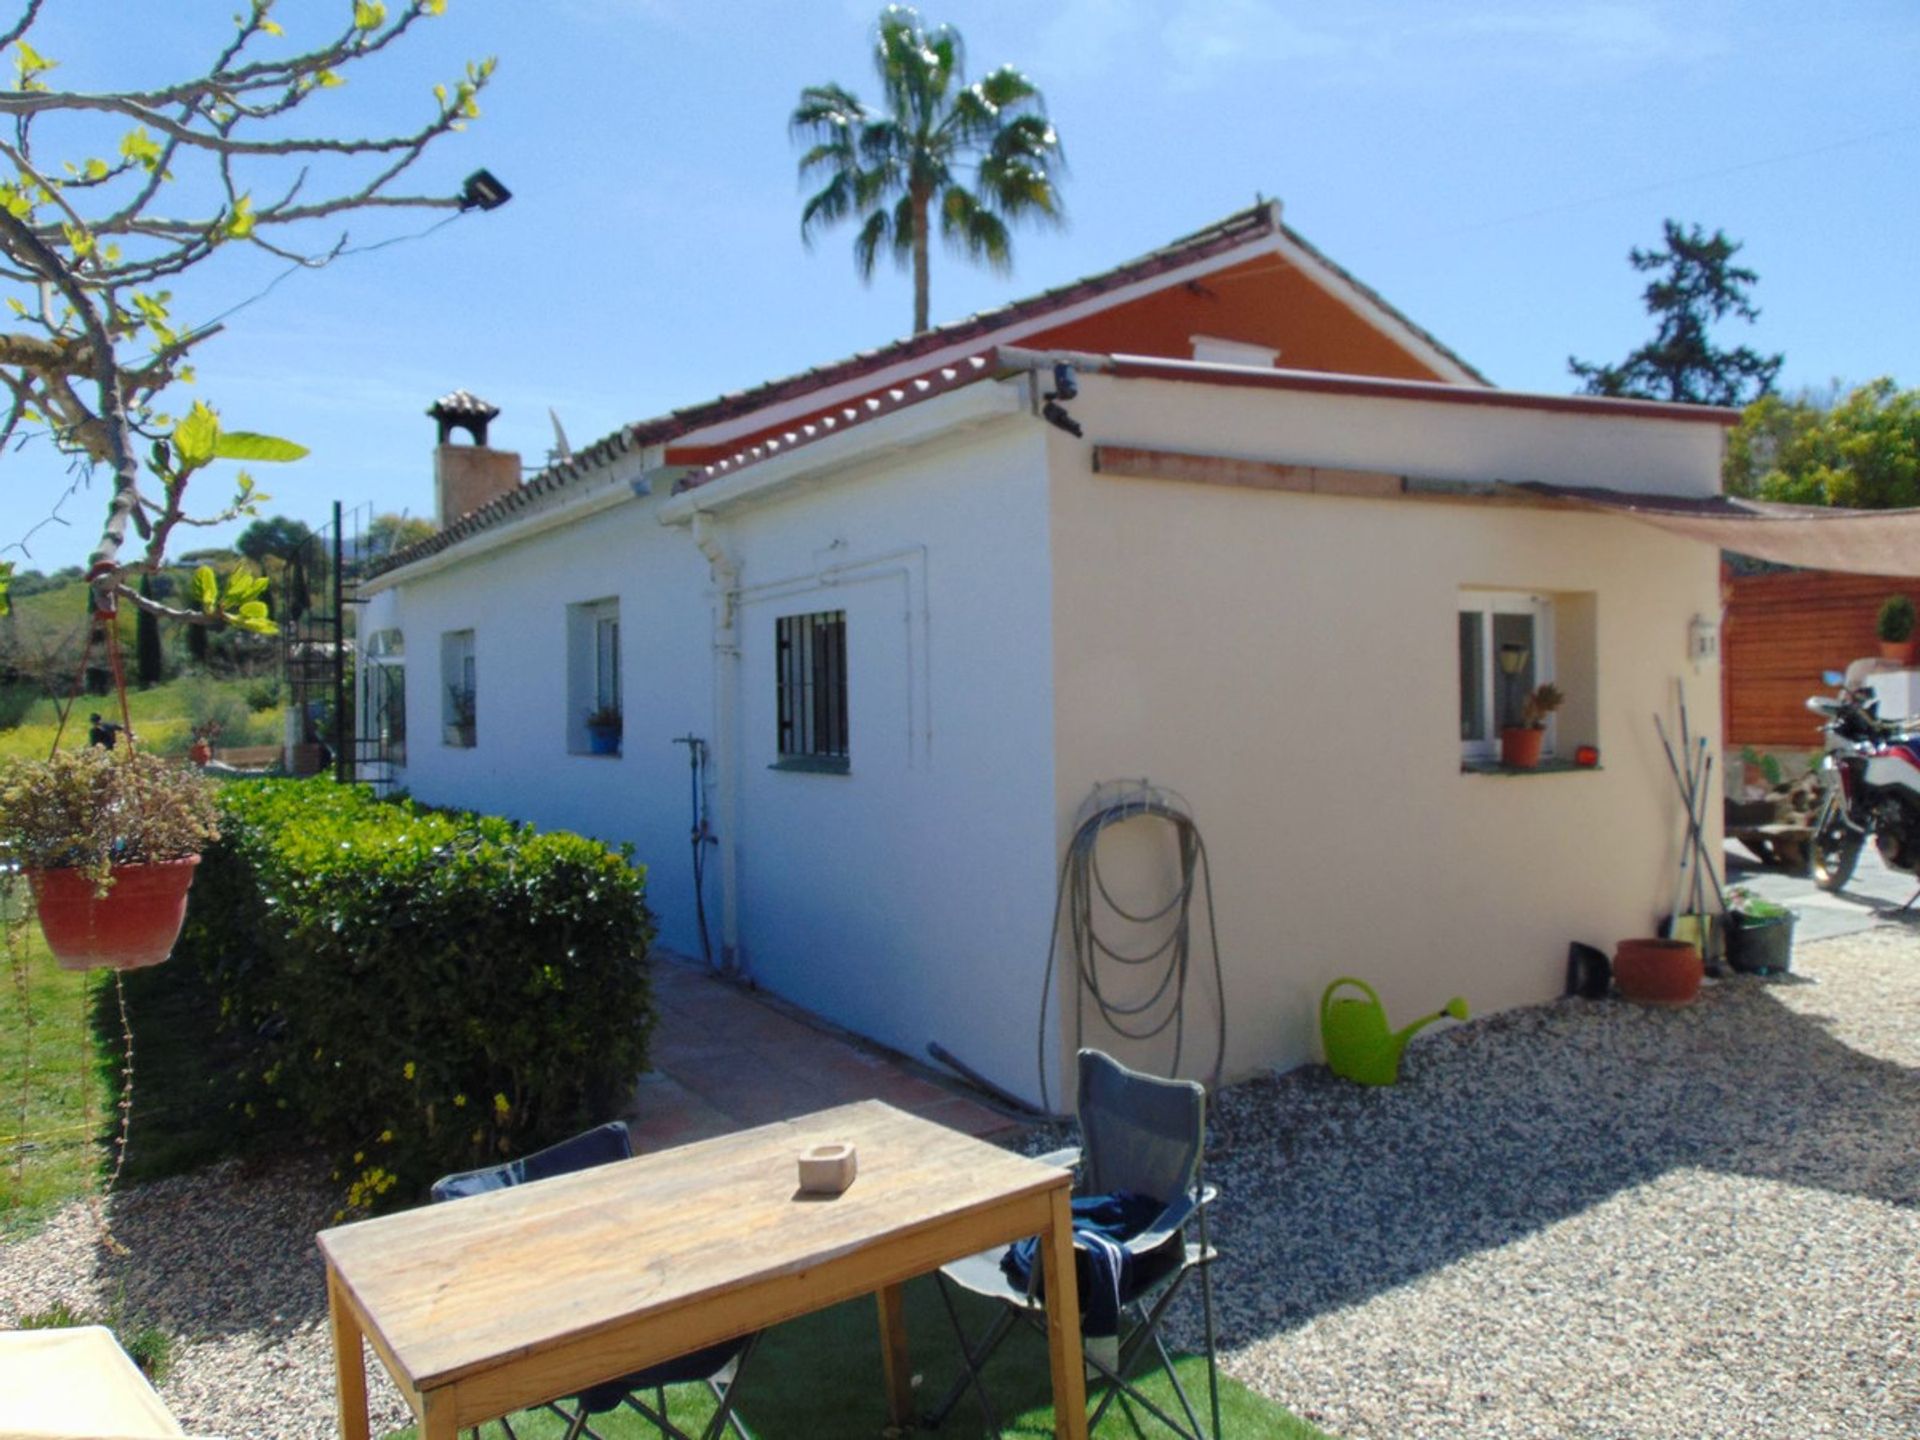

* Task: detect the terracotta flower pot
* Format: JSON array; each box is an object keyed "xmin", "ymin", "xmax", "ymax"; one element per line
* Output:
[
  {"xmin": 1500, "ymin": 727, "xmax": 1545, "ymax": 768},
  {"xmin": 188, "ymin": 739, "xmax": 213, "ymax": 767},
  {"xmin": 1878, "ymin": 639, "xmax": 1916, "ymax": 666},
  {"xmin": 1613, "ymin": 937, "xmax": 1703, "ymax": 1006},
  {"xmin": 27, "ymin": 857, "xmax": 200, "ymax": 972}
]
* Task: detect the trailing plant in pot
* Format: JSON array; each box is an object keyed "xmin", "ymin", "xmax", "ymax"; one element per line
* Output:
[
  {"xmin": 1877, "ymin": 594, "xmax": 1916, "ymax": 665},
  {"xmin": 584, "ymin": 703, "xmax": 623, "ymax": 756},
  {"xmin": 1500, "ymin": 682, "xmax": 1565, "ymax": 769},
  {"xmin": 0, "ymin": 749, "xmax": 220, "ymax": 970}
]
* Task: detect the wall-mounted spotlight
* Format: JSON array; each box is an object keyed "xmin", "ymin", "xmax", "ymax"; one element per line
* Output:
[{"xmin": 458, "ymin": 169, "xmax": 512, "ymax": 212}]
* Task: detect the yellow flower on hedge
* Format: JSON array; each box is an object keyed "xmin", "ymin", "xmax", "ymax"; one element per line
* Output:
[
  {"xmin": 403, "ymin": 1061, "xmax": 416, "ymax": 1081},
  {"xmin": 493, "ymin": 1093, "xmax": 510, "ymax": 1115},
  {"xmin": 453, "ymin": 1093, "xmax": 467, "ymax": 1108},
  {"xmin": 379, "ymin": 1129, "xmax": 394, "ymax": 1143}
]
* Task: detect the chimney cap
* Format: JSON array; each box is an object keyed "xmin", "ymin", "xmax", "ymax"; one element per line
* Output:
[{"xmin": 429, "ymin": 389, "xmax": 501, "ymax": 446}]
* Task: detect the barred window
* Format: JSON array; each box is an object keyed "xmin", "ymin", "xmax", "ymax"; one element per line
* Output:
[{"xmin": 776, "ymin": 610, "xmax": 848, "ymax": 769}]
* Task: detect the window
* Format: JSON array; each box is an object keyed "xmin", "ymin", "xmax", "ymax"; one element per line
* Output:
[
  {"xmin": 776, "ymin": 610, "xmax": 848, "ymax": 770},
  {"xmin": 441, "ymin": 629, "xmax": 476, "ymax": 747},
  {"xmin": 363, "ymin": 629, "xmax": 406, "ymax": 766},
  {"xmin": 566, "ymin": 599, "xmax": 621, "ymax": 755},
  {"xmin": 1190, "ymin": 335, "xmax": 1279, "ymax": 368},
  {"xmin": 1459, "ymin": 590, "xmax": 1553, "ymax": 761}
]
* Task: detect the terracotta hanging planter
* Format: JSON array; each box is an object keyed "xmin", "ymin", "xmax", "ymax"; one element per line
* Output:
[
  {"xmin": 1612, "ymin": 937, "xmax": 1703, "ymax": 1006},
  {"xmin": 27, "ymin": 857, "xmax": 202, "ymax": 972}
]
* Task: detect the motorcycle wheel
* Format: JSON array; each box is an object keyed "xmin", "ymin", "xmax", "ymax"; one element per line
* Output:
[{"xmin": 1811, "ymin": 791, "xmax": 1865, "ymax": 892}]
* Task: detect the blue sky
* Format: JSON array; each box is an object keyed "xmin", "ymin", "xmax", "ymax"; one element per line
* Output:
[{"xmin": 10, "ymin": 0, "xmax": 1918, "ymax": 570}]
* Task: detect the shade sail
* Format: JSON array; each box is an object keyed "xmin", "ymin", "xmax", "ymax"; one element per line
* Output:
[{"xmin": 1509, "ymin": 484, "xmax": 1920, "ymax": 577}]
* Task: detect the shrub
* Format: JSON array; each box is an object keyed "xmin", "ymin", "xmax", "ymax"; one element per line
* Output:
[
  {"xmin": 178, "ymin": 779, "xmax": 655, "ymax": 1213},
  {"xmin": 1878, "ymin": 594, "xmax": 1915, "ymax": 644}
]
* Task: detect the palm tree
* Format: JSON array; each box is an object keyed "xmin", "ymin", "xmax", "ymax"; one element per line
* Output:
[{"xmin": 792, "ymin": 6, "xmax": 1066, "ymax": 336}]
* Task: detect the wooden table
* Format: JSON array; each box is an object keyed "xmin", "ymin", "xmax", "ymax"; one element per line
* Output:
[{"xmin": 317, "ymin": 1100, "xmax": 1088, "ymax": 1439}]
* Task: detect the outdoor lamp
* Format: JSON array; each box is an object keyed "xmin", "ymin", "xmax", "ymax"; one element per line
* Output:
[
  {"xmin": 1498, "ymin": 642, "xmax": 1529, "ymax": 728},
  {"xmin": 458, "ymin": 169, "xmax": 512, "ymax": 212}
]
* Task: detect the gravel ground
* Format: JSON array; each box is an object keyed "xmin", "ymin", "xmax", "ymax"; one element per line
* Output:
[
  {"xmin": 1202, "ymin": 926, "xmax": 1920, "ymax": 1440},
  {"xmin": 3, "ymin": 928, "xmax": 1916, "ymax": 1439}
]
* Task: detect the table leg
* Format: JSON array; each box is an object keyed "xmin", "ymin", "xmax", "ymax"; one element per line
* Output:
[
  {"xmin": 876, "ymin": 1282, "xmax": 914, "ymax": 1429},
  {"xmin": 418, "ymin": 1390, "xmax": 458, "ymax": 1440},
  {"xmin": 327, "ymin": 1267, "xmax": 370, "ymax": 1440},
  {"xmin": 1040, "ymin": 1185, "xmax": 1090, "ymax": 1440}
]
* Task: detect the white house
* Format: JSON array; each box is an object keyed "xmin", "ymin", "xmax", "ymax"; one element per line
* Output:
[{"xmin": 356, "ymin": 202, "xmax": 1758, "ymax": 1111}]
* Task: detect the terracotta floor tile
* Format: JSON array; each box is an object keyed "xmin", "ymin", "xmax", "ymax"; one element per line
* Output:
[{"xmin": 633, "ymin": 954, "xmax": 1020, "ymax": 1148}]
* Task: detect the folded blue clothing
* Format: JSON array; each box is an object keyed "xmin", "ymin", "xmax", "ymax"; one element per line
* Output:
[{"xmin": 1000, "ymin": 1190, "xmax": 1167, "ymax": 1337}]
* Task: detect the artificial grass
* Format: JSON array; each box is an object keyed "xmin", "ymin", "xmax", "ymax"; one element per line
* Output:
[{"xmin": 384, "ymin": 1275, "xmax": 1332, "ymax": 1439}]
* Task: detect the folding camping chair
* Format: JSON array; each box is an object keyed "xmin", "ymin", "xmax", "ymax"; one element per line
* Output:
[
  {"xmin": 926, "ymin": 1049, "xmax": 1222, "ymax": 1439},
  {"xmin": 430, "ymin": 1121, "xmax": 761, "ymax": 1440}
]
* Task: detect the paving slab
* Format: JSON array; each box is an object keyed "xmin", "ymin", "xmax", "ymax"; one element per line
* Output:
[
  {"xmin": 621, "ymin": 952, "xmax": 1016, "ymax": 1153},
  {"xmin": 1723, "ymin": 840, "xmax": 1920, "ymax": 944}
]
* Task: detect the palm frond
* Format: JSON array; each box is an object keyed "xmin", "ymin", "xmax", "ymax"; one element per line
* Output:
[
  {"xmin": 799, "ymin": 170, "xmax": 859, "ymax": 245},
  {"xmin": 940, "ymin": 187, "xmax": 1014, "ymax": 274},
  {"xmin": 851, "ymin": 207, "xmax": 894, "ymax": 280}
]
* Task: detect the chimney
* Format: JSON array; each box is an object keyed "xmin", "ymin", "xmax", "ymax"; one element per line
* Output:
[{"xmin": 428, "ymin": 389, "xmax": 521, "ymax": 527}]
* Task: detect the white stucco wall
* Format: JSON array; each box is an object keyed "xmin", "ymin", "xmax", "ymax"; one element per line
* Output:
[
  {"xmin": 1046, "ymin": 373, "xmax": 1726, "ymax": 1094},
  {"xmin": 702, "ymin": 418, "xmax": 1061, "ymax": 1103},
  {"xmin": 356, "ymin": 486, "xmax": 718, "ymax": 960}
]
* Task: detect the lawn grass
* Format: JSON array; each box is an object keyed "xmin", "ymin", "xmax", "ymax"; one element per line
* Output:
[
  {"xmin": 1, "ymin": 882, "xmax": 249, "ymax": 1230},
  {"xmin": 0, "ymin": 671, "xmax": 283, "ymax": 761},
  {"xmin": 384, "ymin": 1275, "xmax": 1331, "ymax": 1439},
  {"xmin": 0, "ymin": 901, "xmax": 115, "ymax": 1234}
]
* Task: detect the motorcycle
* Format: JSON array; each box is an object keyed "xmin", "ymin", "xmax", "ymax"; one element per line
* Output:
[{"xmin": 1806, "ymin": 669, "xmax": 1920, "ymax": 890}]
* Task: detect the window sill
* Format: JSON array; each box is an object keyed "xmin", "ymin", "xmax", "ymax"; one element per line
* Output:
[
  {"xmin": 770, "ymin": 755, "xmax": 850, "ymax": 776},
  {"xmin": 1461, "ymin": 757, "xmax": 1600, "ymax": 777},
  {"xmin": 568, "ymin": 748, "xmax": 623, "ymax": 759}
]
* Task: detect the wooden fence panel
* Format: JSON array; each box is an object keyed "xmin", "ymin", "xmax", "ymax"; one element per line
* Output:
[{"xmin": 1723, "ymin": 568, "xmax": 1919, "ymax": 748}]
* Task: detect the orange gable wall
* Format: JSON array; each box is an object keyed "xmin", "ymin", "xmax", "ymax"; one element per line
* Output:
[
  {"xmin": 668, "ymin": 252, "xmax": 1451, "ymax": 465},
  {"xmin": 1025, "ymin": 253, "xmax": 1447, "ymax": 383}
]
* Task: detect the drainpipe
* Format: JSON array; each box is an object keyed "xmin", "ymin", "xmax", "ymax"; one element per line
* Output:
[{"xmin": 691, "ymin": 512, "xmax": 743, "ymax": 976}]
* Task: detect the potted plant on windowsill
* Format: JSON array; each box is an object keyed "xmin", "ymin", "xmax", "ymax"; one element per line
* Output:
[
  {"xmin": 1877, "ymin": 594, "xmax": 1916, "ymax": 666},
  {"xmin": 445, "ymin": 684, "xmax": 476, "ymax": 748},
  {"xmin": 1500, "ymin": 682, "xmax": 1564, "ymax": 769},
  {"xmin": 584, "ymin": 703, "xmax": 623, "ymax": 756},
  {"xmin": 0, "ymin": 749, "xmax": 220, "ymax": 971}
]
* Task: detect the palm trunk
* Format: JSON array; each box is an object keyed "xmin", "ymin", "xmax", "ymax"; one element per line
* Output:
[{"xmin": 911, "ymin": 186, "xmax": 931, "ymax": 334}]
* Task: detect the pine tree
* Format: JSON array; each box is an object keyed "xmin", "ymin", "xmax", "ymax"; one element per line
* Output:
[{"xmin": 1570, "ymin": 221, "xmax": 1783, "ymax": 407}]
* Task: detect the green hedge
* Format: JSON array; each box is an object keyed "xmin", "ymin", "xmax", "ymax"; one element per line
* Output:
[{"xmin": 179, "ymin": 779, "xmax": 655, "ymax": 1214}]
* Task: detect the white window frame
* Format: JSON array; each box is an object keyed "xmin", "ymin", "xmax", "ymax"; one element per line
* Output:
[
  {"xmin": 1459, "ymin": 590, "xmax": 1554, "ymax": 762},
  {"xmin": 441, "ymin": 629, "xmax": 476, "ymax": 747},
  {"xmin": 566, "ymin": 598, "xmax": 622, "ymax": 755}
]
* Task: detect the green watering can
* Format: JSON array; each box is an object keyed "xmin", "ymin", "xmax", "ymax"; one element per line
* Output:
[{"xmin": 1320, "ymin": 977, "xmax": 1470, "ymax": 1086}]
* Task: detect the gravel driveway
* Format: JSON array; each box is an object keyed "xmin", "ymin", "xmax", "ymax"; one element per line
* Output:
[{"xmin": 3, "ymin": 928, "xmax": 1917, "ymax": 1439}]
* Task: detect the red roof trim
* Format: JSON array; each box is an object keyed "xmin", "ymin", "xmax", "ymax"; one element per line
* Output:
[{"xmin": 1101, "ymin": 356, "xmax": 1741, "ymax": 426}]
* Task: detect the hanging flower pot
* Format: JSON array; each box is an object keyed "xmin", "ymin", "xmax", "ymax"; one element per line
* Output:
[
  {"xmin": 1613, "ymin": 937, "xmax": 1703, "ymax": 1006},
  {"xmin": 27, "ymin": 858, "xmax": 201, "ymax": 971},
  {"xmin": 1, "ymin": 749, "xmax": 220, "ymax": 973}
]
